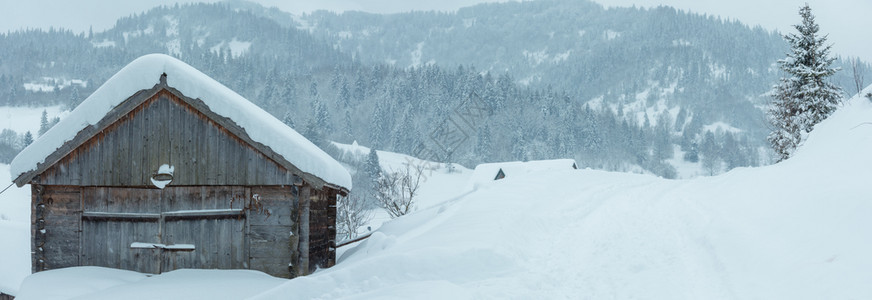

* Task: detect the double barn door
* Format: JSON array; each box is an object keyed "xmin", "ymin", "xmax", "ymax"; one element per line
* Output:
[{"xmin": 80, "ymin": 186, "xmax": 248, "ymax": 274}]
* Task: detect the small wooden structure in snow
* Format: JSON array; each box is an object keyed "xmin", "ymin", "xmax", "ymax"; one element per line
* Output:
[
  {"xmin": 469, "ymin": 159, "xmax": 578, "ymax": 187},
  {"xmin": 9, "ymin": 54, "xmax": 351, "ymax": 278}
]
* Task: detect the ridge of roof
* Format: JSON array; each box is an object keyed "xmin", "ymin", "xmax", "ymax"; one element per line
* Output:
[{"xmin": 10, "ymin": 54, "xmax": 351, "ymax": 190}]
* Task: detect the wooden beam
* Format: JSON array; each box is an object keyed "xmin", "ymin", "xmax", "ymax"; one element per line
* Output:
[
  {"xmin": 82, "ymin": 212, "xmax": 160, "ymax": 221},
  {"xmin": 334, "ymin": 231, "xmax": 373, "ymax": 249},
  {"xmin": 162, "ymin": 209, "xmax": 244, "ymax": 220},
  {"xmin": 298, "ymin": 185, "xmax": 310, "ymax": 276}
]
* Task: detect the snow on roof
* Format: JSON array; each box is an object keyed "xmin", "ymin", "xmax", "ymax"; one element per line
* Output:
[
  {"xmin": 468, "ymin": 159, "xmax": 577, "ymax": 188},
  {"xmin": 10, "ymin": 54, "xmax": 351, "ymax": 189}
]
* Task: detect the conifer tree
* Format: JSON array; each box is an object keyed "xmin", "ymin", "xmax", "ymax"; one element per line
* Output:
[
  {"xmin": 364, "ymin": 148, "xmax": 382, "ymax": 181},
  {"xmin": 38, "ymin": 110, "xmax": 49, "ymax": 136},
  {"xmin": 768, "ymin": 4, "xmax": 842, "ymax": 162},
  {"xmin": 23, "ymin": 131, "xmax": 34, "ymax": 146}
]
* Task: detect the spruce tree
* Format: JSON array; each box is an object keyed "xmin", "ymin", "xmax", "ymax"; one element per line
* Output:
[
  {"xmin": 364, "ymin": 148, "xmax": 382, "ymax": 181},
  {"xmin": 23, "ymin": 131, "xmax": 34, "ymax": 146},
  {"xmin": 38, "ymin": 110, "xmax": 49, "ymax": 136},
  {"xmin": 768, "ymin": 4, "xmax": 842, "ymax": 162}
]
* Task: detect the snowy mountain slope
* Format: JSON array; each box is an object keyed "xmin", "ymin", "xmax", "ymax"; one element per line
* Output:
[
  {"xmin": 251, "ymin": 91, "xmax": 872, "ymax": 299},
  {"xmin": 2, "ymin": 1, "xmax": 783, "ymax": 178}
]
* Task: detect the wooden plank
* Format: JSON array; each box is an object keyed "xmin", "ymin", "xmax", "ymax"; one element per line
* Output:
[
  {"xmin": 138, "ymin": 102, "xmax": 147, "ymax": 185},
  {"xmin": 82, "ymin": 212, "xmax": 161, "ymax": 221},
  {"xmin": 162, "ymin": 209, "xmax": 243, "ymax": 219},
  {"xmin": 244, "ymin": 187, "xmax": 252, "ymax": 269},
  {"xmin": 157, "ymin": 96, "xmax": 169, "ymax": 174},
  {"xmin": 177, "ymin": 100, "xmax": 189, "ymax": 186},
  {"xmin": 129, "ymin": 105, "xmax": 141, "ymax": 186},
  {"xmin": 42, "ymin": 224, "xmax": 79, "ymax": 270},
  {"xmin": 249, "ymin": 225, "xmax": 292, "ymax": 244},
  {"xmin": 113, "ymin": 115, "xmax": 125, "ymax": 186},
  {"xmin": 191, "ymin": 107, "xmax": 203, "ymax": 185},
  {"xmin": 229, "ymin": 204, "xmax": 243, "ymax": 269},
  {"xmin": 298, "ymin": 186, "xmax": 310, "ymax": 276},
  {"xmin": 249, "ymin": 186, "xmax": 293, "ymax": 226}
]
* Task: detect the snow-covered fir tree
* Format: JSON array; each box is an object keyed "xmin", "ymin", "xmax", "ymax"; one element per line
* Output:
[
  {"xmin": 768, "ymin": 4, "xmax": 842, "ymax": 162},
  {"xmin": 38, "ymin": 110, "xmax": 49, "ymax": 136},
  {"xmin": 364, "ymin": 148, "xmax": 382, "ymax": 180},
  {"xmin": 23, "ymin": 131, "xmax": 34, "ymax": 146}
]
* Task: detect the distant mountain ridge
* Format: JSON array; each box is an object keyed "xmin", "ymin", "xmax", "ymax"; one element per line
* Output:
[
  {"xmin": 0, "ymin": 0, "xmax": 869, "ymax": 178},
  {"xmin": 294, "ymin": 0, "xmax": 867, "ymax": 133}
]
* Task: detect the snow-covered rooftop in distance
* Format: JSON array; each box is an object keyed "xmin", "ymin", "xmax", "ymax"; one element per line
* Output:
[
  {"xmin": 469, "ymin": 159, "xmax": 577, "ymax": 188},
  {"xmin": 10, "ymin": 54, "xmax": 351, "ymax": 189}
]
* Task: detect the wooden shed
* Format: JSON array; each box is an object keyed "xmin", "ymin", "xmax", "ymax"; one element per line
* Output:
[{"xmin": 9, "ymin": 54, "xmax": 351, "ymax": 279}]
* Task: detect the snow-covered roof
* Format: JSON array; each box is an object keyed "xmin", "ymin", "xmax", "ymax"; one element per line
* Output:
[
  {"xmin": 468, "ymin": 159, "xmax": 577, "ymax": 188},
  {"xmin": 10, "ymin": 54, "xmax": 351, "ymax": 190}
]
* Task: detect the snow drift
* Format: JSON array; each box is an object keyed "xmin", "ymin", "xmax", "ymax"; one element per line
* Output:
[{"xmin": 252, "ymin": 90, "xmax": 872, "ymax": 298}]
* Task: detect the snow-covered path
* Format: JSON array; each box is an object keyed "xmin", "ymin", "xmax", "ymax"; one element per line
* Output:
[{"xmin": 252, "ymin": 93, "xmax": 872, "ymax": 299}]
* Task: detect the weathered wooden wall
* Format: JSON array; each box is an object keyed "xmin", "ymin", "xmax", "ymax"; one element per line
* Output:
[
  {"xmin": 308, "ymin": 189, "xmax": 337, "ymax": 272},
  {"xmin": 33, "ymin": 185, "xmax": 316, "ymax": 278},
  {"xmin": 80, "ymin": 187, "xmax": 162, "ymax": 273},
  {"xmin": 38, "ymin": 92, "xmax": 296, "ymax": 187},
  {"xmin": 29, "ymin": 87, "xmax": 341, "ymax": 280},
  {"xmin": 248, "ymin": 186, "xmax": 297, "ymax": 278},
  {"xmin": 32, "ymin": 185, "xmax": 81, "ymax": 273}
]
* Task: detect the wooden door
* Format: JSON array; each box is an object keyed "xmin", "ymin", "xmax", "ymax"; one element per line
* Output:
[
  {"xmin": 81, "ymin": 186, "xmax": 248, "ymax": 274},
  {"xmin": 159, "ymin": 187, "xmax": 247, "ymax": 272},
  {"xmin": 81, "ymin": 188, "xmax": 163, "ymax": 274}
]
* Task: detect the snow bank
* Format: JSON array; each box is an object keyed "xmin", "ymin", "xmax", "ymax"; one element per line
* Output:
[
  {"xmin": 252, "ymin": 92, "xmax": 872, "ymax": 298},
  {"xmin": 10, "ymin": 54, "xmax": 350, "ymax": 189},
  {"xmin": 0, "ymin": 220, "xmax": 28, "ymax": 295},
  {"xmin": 0, "ymin": 163, "xmax": 30, "ymax": 296},
  {"xmin": 331, "ymin": 141, "xmax": 473, "ymax": 235},
  {"xmin": 14, "ymin": 267, "xmax": 146, "ymax": 300},
  {"xmin": 468, "ymin": 159, "xmax": 577, "ymax": 188},
  {"xmin": 14, "ymin": 268, "xmax": 286, "ymax": 300}
]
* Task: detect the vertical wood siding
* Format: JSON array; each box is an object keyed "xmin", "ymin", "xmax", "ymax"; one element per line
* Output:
[
  {"xmin": 32, "ymin": 185, "xmax": 81, "ymax": 272},
  {"xmin": 248, "ymin": 186, "xmax": 297, "ymax": 278},
  {"xmin": 38, "ymin": 92, "xmax": 295, "ymax": 187},
  {"xmin": 30, "ymin": 88, "xmax": 341, "ymax": 279}
]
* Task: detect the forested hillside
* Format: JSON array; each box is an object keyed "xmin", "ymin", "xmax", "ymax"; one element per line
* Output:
[{"xmin": 1, "ymin": 0, "xmax": 868, "ymax": 177}]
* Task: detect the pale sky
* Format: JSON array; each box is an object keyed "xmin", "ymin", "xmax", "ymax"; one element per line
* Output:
[{"xmin": 0, "ymin": 0, "xmax": 869, "ymax": 61}]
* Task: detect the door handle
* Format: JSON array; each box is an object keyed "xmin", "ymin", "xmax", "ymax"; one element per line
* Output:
[{"xmin": 130, "ymin": 242, "xmax": 195, "ymax": 251}]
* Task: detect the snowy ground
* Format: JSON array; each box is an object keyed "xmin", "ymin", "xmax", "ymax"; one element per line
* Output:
[
  {"xmin": 0, "ymin": 163, "xmax": 30, "ymax": 295},
  {"xmin": 3, "ymin": 91, "xmax": 872, "ymax": 298},
  {"xmin": 0, "ymin": 105, "xmax": 67, "ymax": 137},
  {"xmin": 253, "ymin": 92, "xmax": 872, "ymax": 299},
  {"xmin": 331, "ymin": 141, "xmax": 473, "ymax": 247}
]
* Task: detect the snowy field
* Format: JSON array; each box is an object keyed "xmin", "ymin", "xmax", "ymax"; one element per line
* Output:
[
  {"xmin": 0, "ymin": 105, "xmax": 67, "ymax": 137},
  {"xmin": 0, "ymin": 164, "xmax": 30, "ymax": 295},
  {"xmin": 2, "ymin": 89, "xmax": 872, "ymax": 298},
  {"xmin": 259, "ymin": 91, "xmax": 872, "ymax": 299}
]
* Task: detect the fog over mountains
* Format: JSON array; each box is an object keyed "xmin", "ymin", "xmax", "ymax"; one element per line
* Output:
[{"xmin": 1, "ymin": 0, "xmax": 869, "ymax": 177}]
